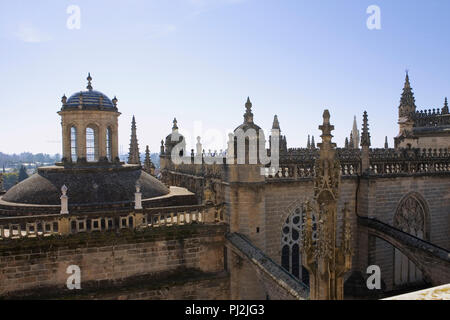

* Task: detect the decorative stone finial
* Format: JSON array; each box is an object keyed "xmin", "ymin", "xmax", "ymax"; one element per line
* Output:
[
  {"xmin": 317, "ymin": 109, "xmax": 335, "ymax": 154},
  {"xmin": 244, "ymin": 97, "xmax": 254, "ymax": 124},
  {"xmin": 112, "ymin": 96, "xmax": 118, "ymax": 107},
  {"xmin": 173, "ymin": 118, "xmax": 178, "ymax": 130},
  {"xmin": 87, "ymin": 73, "xmax": 93, "ymax": 91},
  {"xmin": 384, "ymin": 136, "xmax": 389, "ymax": 149}
]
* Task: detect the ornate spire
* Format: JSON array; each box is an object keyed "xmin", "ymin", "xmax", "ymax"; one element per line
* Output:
[
  {"xmin": 302, "ymin": 110, "xmax": 352, "ymax": 300},
  {"xmin": 86, "ymin": 73, "xmax": 93, "ymax": 91},
  {"xmin": 352, "ymin": 116, "xmax": 360, "ymax": 148},
  {"xmin": 361, "ymin": 111, "xmax": 371, "ymax": 147},
  {"xmin": 345, "ymin": 137, "xmax": 349, "ymax": 149},
  {"xmin": 399, "ymin": 71, "xmax": 416, "ymax": 118},
  {"xmin": 311, "ymin": 136, "xmax": 316, "ymax": 149},
  {"xmin": 128, "ymin": 116, "xmax": 141, "ymax": 165},
  {"xmin": 244, "ymin": 97, "xmax": 254, "ymax": 124},
  {"xmin": 384, "ymin": 136, "xmax": 389, "ymax": 149},
  {"xmin": 272, "ymin": 115, "xmax": 280, "ymax": 130},
  {"xmin": 442, "ymin": 97, "xmax": 449, "ymax": 114},
  {"xmin": 143, "ymin": 145, "xmax": 155, "ymax": 175}
]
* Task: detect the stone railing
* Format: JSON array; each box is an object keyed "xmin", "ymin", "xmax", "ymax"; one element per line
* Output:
[
  {"xmin": 0, "ymin": 204, "xmax": 224, "ymax": 240},
  {"xmin": 412, "ymin": 110, "xmax": 450, "ymax": 127},
  {"xmin": 264, "ymin": 160, "xmax": 360, "ymax": 180},
  {"xmin": 369, "ymin": 148, "xmax": 450, "ymax": 175}
]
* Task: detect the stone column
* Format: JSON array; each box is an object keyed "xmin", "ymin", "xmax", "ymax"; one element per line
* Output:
[
  {"xmin": 61, "ymin": 124, "xmax": 71, "ymax": 161},
  {"xmin": 98, "ymin": 125, "xmax": 107, "ymax": 160},
  {"xmin": 77, "ymin": 125, "xmax": 86, "ymax": 160}
]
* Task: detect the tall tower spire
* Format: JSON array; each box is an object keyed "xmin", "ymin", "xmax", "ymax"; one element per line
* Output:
[
  {"xmin": 307, "ymin": 135, "xmax": 311, "ymax": 149},
  {"xmin": 399, "ymin": 71, "xmax": 416, "ymax": 118},
  {"xmin": 352, "ymin": 116, "xmax": 360, "ymax": 148},
  {"xmin": 128, "ymin": 116, "xmax": 141, "ymax": 165}
]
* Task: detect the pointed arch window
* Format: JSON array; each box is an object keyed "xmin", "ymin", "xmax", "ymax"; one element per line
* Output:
[
  {"xmin": 394, "ymin": 194, "xmax": 427, "ymax": 286},
  {"xmin": 86, "ymin": 126, "xmax": 98, "ymax": 162},
  {"xmin": 281, "ymin": 206, "xmax": 317, "ymax": 285},
  {"xmin": 70, "ymin": 126, "xmax": 77, "ymax": 162},
  {"xmin": 106, "ymin": 127, "xmax": 112, "ymax": 161}
]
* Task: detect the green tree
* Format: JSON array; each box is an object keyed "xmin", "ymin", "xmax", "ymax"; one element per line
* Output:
[{"xmin": 18, "ymin": 166, "xmax": 28, "ymax": 182}]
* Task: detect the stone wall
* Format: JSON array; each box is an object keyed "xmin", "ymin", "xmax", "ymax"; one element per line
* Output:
[{"xmin": 0, "ymin": 224, "xmax": 228, "ymax": 298}]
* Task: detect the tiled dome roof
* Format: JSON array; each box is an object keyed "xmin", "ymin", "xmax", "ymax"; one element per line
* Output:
[
  {"xmin": 61, "ymin": 73, "xmax": 118, "ymax": 111},
  {"xmin": 65, "ymin": 90, "xmax": 115, "ymax": 109}
]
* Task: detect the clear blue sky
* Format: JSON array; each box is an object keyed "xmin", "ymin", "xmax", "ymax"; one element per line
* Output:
[{"xmin": 1, "ymin": 0, "xmax": 450, "ymax": 155}]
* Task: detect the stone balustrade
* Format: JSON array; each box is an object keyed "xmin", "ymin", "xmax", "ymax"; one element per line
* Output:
[{"xmin": 0, "ymin": 204, "xmax": 224, "ymax": 240}]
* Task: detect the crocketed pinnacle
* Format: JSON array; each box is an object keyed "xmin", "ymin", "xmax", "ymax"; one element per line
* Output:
[
  {"xmin": 399, "ymin": 71, "xmax": 416, "ymax": 117},
  {"xmin": 361, "ymin": 111, "xmax": 371, "ymax": 147},
  {"xmin": 143, "ymin": 145, "xmax": 155, "ymax": 174},
  {"xmin": 442, "ymin": 97, "xmax": 449, "ymax": 114},
  {"xmin": 128, "ymin": 116, "xmax": 141, "ymax": 164}
]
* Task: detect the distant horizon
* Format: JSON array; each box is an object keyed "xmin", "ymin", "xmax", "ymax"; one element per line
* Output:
[{"xmin": 2, "ymin": 1, "xmax": 450, "ymax": 154}]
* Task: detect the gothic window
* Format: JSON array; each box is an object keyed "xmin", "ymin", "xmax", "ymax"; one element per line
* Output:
[
  {"xmin": 281, "ymin": 206, "xmax": 316, "ymax": 284},
  {"xmin": 86, "ymin": 127, "xmax": 98, "ymax": 162},
  {"xmin": 393, "ymin": 194, "xmax": 427, "ymax": 286},
  {"xmin": 70, "ymin": 126, "xmax": 77, "ymax": 162},
  {"xmin": 106, "ymin": 127, "xmax": 112, "ymax": 161}
]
